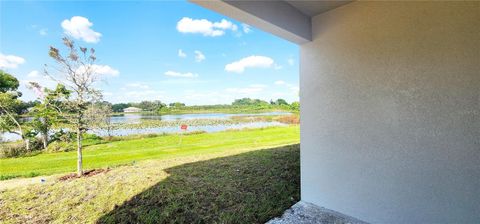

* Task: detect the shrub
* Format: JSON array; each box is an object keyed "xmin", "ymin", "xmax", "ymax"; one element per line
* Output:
[
  {"xmin": 275, "ymin": 115, "xmax": 300, "ymax": 124},
  {"xmin": 0, "ymin": 138, "xmax": 44, "ymax": 158},
  {"xmin": 83, "ymin": 133, "xmax": 102, "ymax": 140},
  {"xmin": 50, "ymin": 130, "xmax": 76, "ymax": 143},
  {"xmin": 183, "ymin": 130, "xmax": 207, "ymax": 135},
  {"xmin": 0, "ymin": 142, "xmax": 27, "ymax": 158},
  {"xmin": 46, "ymin": 141, "xmax": 75, "ymax": 153}
]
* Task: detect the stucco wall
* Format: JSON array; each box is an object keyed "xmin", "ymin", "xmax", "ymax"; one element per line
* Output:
[{"xmin": 300, "ymin": 1, "xmax": 480, "ymax": 223}]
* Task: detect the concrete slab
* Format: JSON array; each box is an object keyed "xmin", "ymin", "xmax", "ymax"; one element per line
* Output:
[{"xmin": 267, "ymin": 201, "xmax": 368, "ymax": 224}]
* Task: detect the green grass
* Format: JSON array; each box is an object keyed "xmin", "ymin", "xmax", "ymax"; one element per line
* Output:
[
  {"xmin": 0, "ymin": 126, "xmax": 299, "ymax": 180},
  {"xmin": 0, "ymin": 144, "xmax": 300, "ymax": 223}
]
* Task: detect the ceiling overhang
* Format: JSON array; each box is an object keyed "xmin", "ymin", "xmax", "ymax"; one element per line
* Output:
[{"xmin": 190, "ymin": 0, "xmax": 353, "ymax": 44}]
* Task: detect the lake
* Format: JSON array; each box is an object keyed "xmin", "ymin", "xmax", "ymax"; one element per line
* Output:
[
  {"xmin": 1, "ymin": 112, "xmax": 291, "ymax": 142},
  {"xmin": 109, "ymin": 111, "xmax": 291, "ymax": 123}
]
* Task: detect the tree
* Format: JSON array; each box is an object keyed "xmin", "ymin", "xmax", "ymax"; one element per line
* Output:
[
  {"xmin": 111, "ymin": 103, "xmax": 130, "ymax": 113},
  {"xmin": 0, "ymin": 73, "xmax": 35, "ymax": 150},
  {"xmin": 137, "ymin": 100, "xmax": 166, "ymax": 111},
  {"xmin": 27, "ymin": 82, "xmax": 63, "ymax": 149},
  {"xmin": 290, "ymin": 101, "xmax": 300, "ymax": 111},
  {"xmin": 45, "ymin": 37, "xmax": 104, "ymax": 176},
  {"xmin": 0, "ymin": 70, "xmax": 20, "ymax": 93},
  {"xmin": 275, "ymin": 99, "xmax": 289, "ymax": 106},
  {"xmin": 169, "ymin": 102, "xmax": 185, "ymax": 107},
  {"xmin": 85, "ymin": 103, "xmax": 114, "ymax": 139}
]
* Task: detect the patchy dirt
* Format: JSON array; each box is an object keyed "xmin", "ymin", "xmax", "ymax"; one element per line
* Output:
[
  {"xmin": 58, "ymin": 169, "xmax": 110, "ymax": 181},
  {"xmin": 0, "ymin": 176, "xmax": 57, "ymax": 191}
]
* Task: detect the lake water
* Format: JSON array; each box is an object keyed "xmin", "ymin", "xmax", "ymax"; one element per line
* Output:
[
  {"xmin": 1, "ymin": 112, "xmax": 291, "ymax": 142},
  {"xmin": 109, "ymin": 111, "xmax": 291, "ymax": 123}
]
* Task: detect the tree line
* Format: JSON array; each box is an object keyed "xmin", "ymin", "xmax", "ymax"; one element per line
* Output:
[{"xmin": 110, "ymin": 98, "xmax": 299, "ymax": 113}]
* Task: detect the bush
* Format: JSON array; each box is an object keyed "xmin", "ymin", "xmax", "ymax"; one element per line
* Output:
[
  {"xmin": 0, "ymin": 142, "xmax": 27, "ymax": 158},
  {"xmin": 0, "ymin": 138, "xmax": 44, "ymax": 158},
  {"xmin": 45, "ymin": 141, "xmax": 75, "ymax": 153},
  {"xmin": 50, "ymin": 130, "xmax": 76, "ymax": 143},
  {"xmin": 183, "ymin": 130, "xmax": 207, "ymax": 135},
  {"xmin": 275, "ymin": 115, "xmax": 300, "ymax": 124}
]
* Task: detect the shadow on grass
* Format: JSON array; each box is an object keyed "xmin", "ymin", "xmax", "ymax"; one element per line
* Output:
[{"xmin": 97, "ymin": 144, "xmax": 300, "ymax": 224}]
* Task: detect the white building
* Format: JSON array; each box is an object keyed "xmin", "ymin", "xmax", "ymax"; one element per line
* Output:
[
  {"xmin": 193, "ymin": 1, "xmax": 480, "ymax": 223},
  {"xmin": 123, "ymin": 107, "xmax": 142, "ymax": 113}
]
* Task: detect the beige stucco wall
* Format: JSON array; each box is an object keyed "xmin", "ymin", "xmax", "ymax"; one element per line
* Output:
[{"xmin": 300, "ymin": 1, "xmax": 480, "ymax": 223}]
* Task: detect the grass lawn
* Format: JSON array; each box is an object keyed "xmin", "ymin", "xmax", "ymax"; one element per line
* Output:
[
  {"xmin": 0, "ymin": 126, "xmax": 299, "ymax": 179},
  {"xmin": 0, "ymin": 143, "xmax": 300, "ymax": 223}
]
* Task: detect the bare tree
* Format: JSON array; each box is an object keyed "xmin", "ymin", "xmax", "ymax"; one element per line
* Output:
[
  {"xmin": 45, "ymin": 37, "xmax": 103, "ymax": 176},
  {"xmin": 85, "ymin": 103, "xmax": 114, "ymax": 139}
]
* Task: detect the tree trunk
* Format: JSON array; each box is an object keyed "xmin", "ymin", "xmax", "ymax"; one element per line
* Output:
[
  {"xmin": 25, "ymin": 138, "xmax": 30, "ymax": 151},
  {"xmin": 42, "ymin": 117, "xmax": 48, "ymax": 149},
  {"xmin": 77, "ymin": 128, "xmax": 83, "ymax": 176},
  {"xmin": 42, "ymin": 132, "xmax": 48, "ymax": 149}
]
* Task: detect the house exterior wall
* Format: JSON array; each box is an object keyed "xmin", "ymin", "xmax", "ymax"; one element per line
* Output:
[{"xmin": 300, "ymin": 1, "xmax": 480, "ymax": 223}]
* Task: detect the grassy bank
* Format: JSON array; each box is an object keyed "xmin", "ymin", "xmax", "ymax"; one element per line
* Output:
[
  {"xmin": 0, "ymin": 144, "xmax": 300, "ymax": 223},
  {"xmin": 0, "ymin": 126, "xmax": 299, "ymax": 180}
]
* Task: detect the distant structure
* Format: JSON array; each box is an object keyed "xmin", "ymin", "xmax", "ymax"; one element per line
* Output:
[{"xmin": 122, "ymin": 107, "xmax": 142, "ymax": 113}]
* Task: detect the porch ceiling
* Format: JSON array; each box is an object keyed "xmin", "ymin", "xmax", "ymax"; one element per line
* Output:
[
  {"xmin": 190, "ymin": 0, "xmax": 354, "ymax": 44},
  {"xmin": 285, "ymin": 0, "xmax": 353, "ymax": 17}
]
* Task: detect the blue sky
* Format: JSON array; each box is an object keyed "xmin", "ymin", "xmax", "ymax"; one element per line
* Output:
[{"xmin": 0, "ymin": 1, "xmax": 299, "ymax": 105}]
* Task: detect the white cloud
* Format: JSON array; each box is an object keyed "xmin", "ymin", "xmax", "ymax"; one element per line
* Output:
[
  {"xmin": 22, "ymin": 71, "xmax": 56, "ymax": 90},
  {"xmin": 194, "ymin": 50, "xmax": 206, "ymax": 62},
  {"xmin": 0, "ymin": 53, "xmax": 25, "ymax": 69},
  {"xmin": 61, "ymin": 16, "xmax": 102, "ymax": 43},
  {"xmin": 176, "ymin": 17, "xmax": 237, "ymax": 37},
  {"xmin": 274, "ymin": 80, "xmax": 299, "ymax": 95},
  {"xmin": 39, "ymin": 28, "xmax": 48, "ymax": 36},
  {"xmin": 214, "ymin": 19, "xmax": 237, "ymax": 31},
  {"xmin": 76, "ymin": 64, "xmax": 119, "ymax": 77},
  {"xmin": 27, "ymin": 70, "xmax": 41, "ymax": 78},
  {"xmin": 290, "ymin": 86, "xmax": 299, "ymax": 92},
  {"xmin": 225, "ymin": 55, "xmax": 274, "ymax": 74},
  {"xmin": 287, "ymin": 58, "xmax": 295, "ymax": 66},
  {"xmin": 274, "ymin": 64, "xmax": 283, "ymax": 70},
  {"xmin": 126, "ymin": 82, "xmax": 150, "ymax": 90},
  {"xmin": 242, "ymin": 23, "xmax": 252, "ymax": 33},
  {"xmin": 226, "ymin": 84, "xmax": 266, "ymax": 94},
  {"xmin": 274, "ymin": 80, "xmax": 286, "ymax": 85},
  {"xmin": 249, "ymin": 84, "xmax": 267, "ymax": 88},
  {"xmin": 178, "ymin": 49, "xmax": 187, "ymax": 58},
  {"xmin": 125, "ymin": 90, "xmax": 164, "ymax": 99},
  {"xmin": 164, "ymin": 70, "xmax": 198, "ymax": 78}
]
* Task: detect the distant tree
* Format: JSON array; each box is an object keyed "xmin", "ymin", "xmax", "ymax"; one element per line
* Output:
[
  {"xmin": 169, "ymin": 102, "xmax": 186, "ymax": 107},
  {"xmin": 275, "ymin": 99, "xmax": 288, "ymax": 106},
  {"xmin": 137, "ymin": 100, "xmax": 166, "ymax": 111},
  {"xmin": 14, "ymin": 100, "xmax": 40, "ymax": 114},
  {"xmin": 45, "ymin": 37, "xmax": 105, "ymax": 176},
  {"xmin": 112, "ymin": 103, "xmax": 130, "ymax": 113},
  {"xmin": 290, "ymin": 101, "xmax": 300, "ymax": 111},
  {"xmin": 232, "ymin": 98, "xmax": 270, "ymax": 109}
]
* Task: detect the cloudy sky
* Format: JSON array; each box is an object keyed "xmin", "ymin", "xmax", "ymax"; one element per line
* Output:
[{"xmin": 0, "ymin": 1, "xmax": 299, "ymax": 105}]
